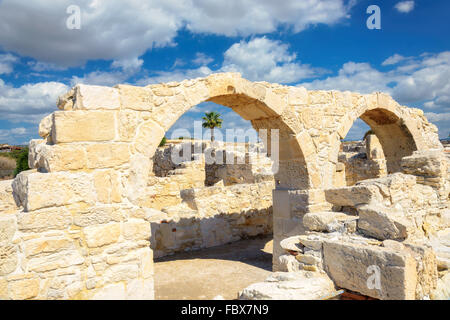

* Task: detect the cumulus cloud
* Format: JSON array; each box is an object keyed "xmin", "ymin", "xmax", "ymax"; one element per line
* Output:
[
  {"xmin": 221, "ymin": 37, "xmax": 321, "ymax": 83},
  {"xmin": 192, "ymin": 53, "xmax": 214, "ymax": 66},
  {"xmin": 301, "ymin": 51, "xmax": 450, "ymax": 137},
  {"xmin": 136, "ymin": 66, "xmax": 213, "ymax": 86},
  {"xmin": 137, "ymin": 37, "xmax": 323, "ymax": 85},
  {"xmin": 0, "ymin": 79, "xmax": 68, "ymax": 123},
  {"xmin": 0, "ymin": 0, "xmax": 354, "ymax": 67},
  {"xmin": 71, "ymin": 57, "xmax": 144, "ymax": 86},
  {"xmin": 395, "ymin": 1, "xmax": 415, "ymax": 13},
  {"xmin": 111, "ymin": 57, "xmax": 144, "ymax": 73},
  {"xmin": 382, "ymin": 54, "xmax": 408, "ymax": 66},
  {"xmin": 0, "ymin": 53, "xmax": 18, "ymax": 74},
  {"xmin": 184, "ymin": 0, "xmax": 354, "ymax": 36}
]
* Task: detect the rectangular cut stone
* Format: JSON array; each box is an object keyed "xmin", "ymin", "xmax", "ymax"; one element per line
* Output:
[
  {"xmin": 12, "ymin": 171, "xmax": 96, "ymax": 211},
  {"xmin": 24, "ymin": 237, "xmax": 73, "ymax": 257},
  {"xmin": 116, "ymin": 84, "xmax": 155, "ymax": 111},
  {"xmin": 27, "ymin": 250, "xmax": 84, "ymax": 273},
  {"xmin": 17, "ymin": 207, "xmax": 72, "ymax": 232},
  {"xmin": 323, "ymin": 241, "xmax": 417, "ymax": 300},
  {"xmin": 74, "ymin": 84, "xmax": 120, "ymax": 110},
  {"xmin": 84, "ymin": 223, "xmax": 121, "ymax": 248},
  {"xmin": 52, "ymin": 111, "xmax": 116, "ymax": 143},
  {"xmin": 122, "ymin": 219, "xmax": 150, "ymax": 241},
  {"xmin": 0, "ymin": 180, "xmax": 17, "ymax": 214},
  {"xmin": 29, "ymin": 142, "xmax": 87, "ymax": 172},
  {"xmin": 86, "ymin": 143, "xmax": 130, "ymax": 169},
  {"xmin": 324, "ymin": 185, "xmax": 381, "ymax": 207}
]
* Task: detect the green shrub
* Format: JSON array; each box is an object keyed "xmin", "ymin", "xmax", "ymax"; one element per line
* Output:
[
  {"xmin": 159, "ymin": 136, "xmax": 167, "ymax": 147},
  {"xmin": 13, "ymin": 147, "xmax": 29, "ymax": 177}
]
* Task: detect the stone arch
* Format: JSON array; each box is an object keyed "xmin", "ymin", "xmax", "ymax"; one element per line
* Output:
[
  {"xmin": 330, "ymin": 92, "xmax": 440, "ymax": 186},
  {"xmin": 4, "ymin": 73, "xmax": 445, "ymax": 300},
  {"xmin": 125, "ymin": 73, "xmax": 319, "ymax": 205}
]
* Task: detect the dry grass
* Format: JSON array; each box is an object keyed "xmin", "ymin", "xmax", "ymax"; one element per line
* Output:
[{"xmin": 0, "ymin": 156, "xmax": 16, "ymax": 170}]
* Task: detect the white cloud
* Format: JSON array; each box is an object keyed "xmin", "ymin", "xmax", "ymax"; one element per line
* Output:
[
  {"xmin": 71, "ymin": 57, "xmax": 144, "ymax": 86},
  {"xmin": 192, "ymin": 53, "xmax": 214, "ymax": 66},
  {"xmin": 0, "ymin": 53, "xmax": 18, "ymax": 74},
  {"xmin": 0, "ymin": 0, "xmax": 354, "ymax": 67},
  {"xmin": 0, "ymin": 79, "xmax": 68, "ymax": 123},
  {"xmin": 382, "ymin": 54, "xmax": 407, "ymax": 66},
  {"xmin": 71, "ymin": 70, "xmax": 130, "ymax": 86},
  {"xmin": 138, "ymin": 37, "xmax": 323, "ymax": 85},
  {"xmin": 111, "ymin": 57, "xmax": 144, "ymax": 73},
  {"xmin": 184, "ymin": 0, "xmax": 354, "ymax": 36},
  {"xmin": 27, "ymin": 61, "xmax": 66, "ymax": 72},
  {"xmin": 302, "ymin": 62, "xmax": 390, "ymax": 93},
  {"xmin": 136, "ymin": 66, "xmax": 213, "ymax": 85},
  {"xmin": 221, "ymin": 37, "xmax": 321, "ymax": 83},
  {"xmin": 301, "ymin": 51, "xmax": 450, "ymax": 138},
  {"xmin": 395, "ymin": 1, "xmax": 415, "ymax": 13}
]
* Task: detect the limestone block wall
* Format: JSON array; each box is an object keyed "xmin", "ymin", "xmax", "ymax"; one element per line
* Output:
[
  {"xmin": 0, "ymin": 170, "xmax": 154, "ymax": 300},
  {"xmin": 149, "ymin": 181, "xmax": 274, "ymax": 258},
  {"xmin": 337, "ymin": 134, "xmax": 387, "ymax": 187},
  {"xmin": 0, "ymin": 72, "xmax": 445, "ymax": 299}
]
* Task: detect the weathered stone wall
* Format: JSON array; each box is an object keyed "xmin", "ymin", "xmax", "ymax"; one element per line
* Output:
[
  {"xmin": 150, "ymin": 181, "xmax": 274, "ymax": 258},
  {"xmin": 335, "ymin": 134, "xmax": 387, "ymax": 187},
  {"xmin": 0, "ymin": 72, "xmax": 445, "ymax": 300}
]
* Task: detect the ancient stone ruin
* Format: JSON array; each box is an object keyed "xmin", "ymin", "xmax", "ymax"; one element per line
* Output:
[{"xmin": 0, "ymin": 72, "xmax": 448, "ymax": 300}]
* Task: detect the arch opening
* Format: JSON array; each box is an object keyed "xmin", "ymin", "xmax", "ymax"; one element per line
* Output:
[
  {"xmin": 333, "ymin": 107, "xmax": 419, "ymax": 187},
  {"xmin": 143, "ymin": 93, "xmax": 309, "ymax": 299}
]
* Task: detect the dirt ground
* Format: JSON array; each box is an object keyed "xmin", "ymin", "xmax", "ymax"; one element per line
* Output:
[{"xmin": 154, "ymin": 235, "xmax": 273, "ymax": 300}]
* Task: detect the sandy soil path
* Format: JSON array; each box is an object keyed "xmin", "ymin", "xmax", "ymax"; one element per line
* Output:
[{"xmin": 154, "ymin": 235, "xmax": 273, "ymax": 300}]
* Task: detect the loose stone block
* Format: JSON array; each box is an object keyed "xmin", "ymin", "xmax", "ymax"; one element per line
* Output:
[
  {"xmin": 52, "ymin": 111, "xmax": 116, "ymax": 143},
  {"xmin": 323, "ymin": 240, "xmax": 418, "ymax": 300},
  {"xmin": 239, "ymin": 271, "xmax": 336, "ymax": 300},
  {"xmin": 324, "ymin": 185, "xmax": 382, "ymax": 207},
  {"xmin": 357, "ymin": 205, "xmax": 413, "ymax": 240}
]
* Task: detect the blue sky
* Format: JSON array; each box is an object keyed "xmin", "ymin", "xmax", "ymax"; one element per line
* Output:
[{"xmin": 0, "ymin": 0, "xmax": 449, "ymax": 144}]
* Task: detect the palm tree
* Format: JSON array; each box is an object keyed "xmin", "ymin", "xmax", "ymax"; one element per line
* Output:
[{"xmin": 202, "ymin": 112, "xmax": 223, "ymax": 142}]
